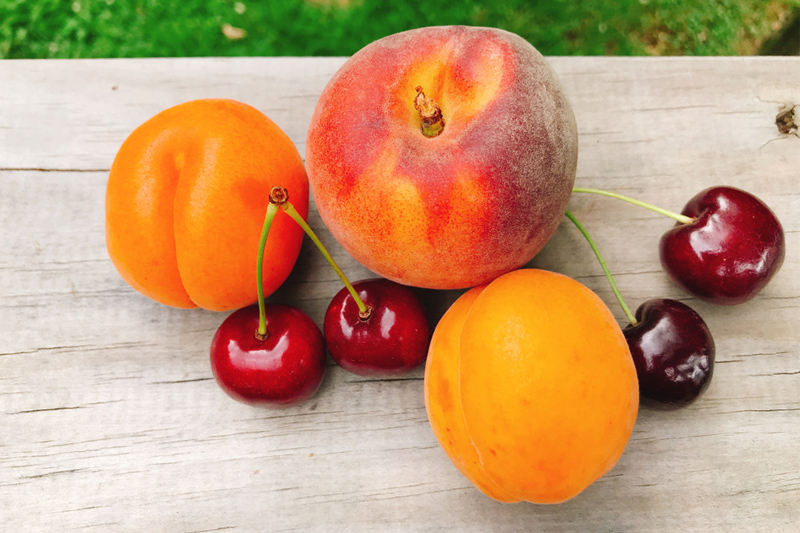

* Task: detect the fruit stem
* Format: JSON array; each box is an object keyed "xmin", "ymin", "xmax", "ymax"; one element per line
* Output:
[
  {"xmin": 572, "ymin": 187, "xmax": 694, "ymax": 225},
  {"xmin": 564, "ymin": 210, "xmax": 638, "ymax": 326},
  {"xmin": 279, "ymin": 198, "xmax": 373, "ymax": 320},
  {"xmin": 414, "ymin": 86, "xmax": 444, "ymax": 137},
  {"xmin": 256, "ymin": 200, "xmax": 281, "ymax": 340}
]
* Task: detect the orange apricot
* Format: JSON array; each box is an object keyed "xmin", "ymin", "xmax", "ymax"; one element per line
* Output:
[
  {"xmin": 425, "ymin": 269, "xmax": 639, "ymax": 504},
  {"xmin": 424, "ymin": 285, "xmax": 517, "ymax": 503},
  {"xmin": 106, "ymin": 99, "xmax": 308, "ymax": 311}
]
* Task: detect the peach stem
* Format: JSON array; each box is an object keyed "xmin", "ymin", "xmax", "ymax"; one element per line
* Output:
[
  {"xmin": 564, "ymin": 210, "xmax": 638, "ymax": 326},
  {"xmin": 279, "ymin": 199, "xmax": 372, "ymax": 320},
  {"xmin": 414, "ymin": 86, "xmax": 444, "ymax": 137},
  {"xmin": 572, "ymin": 187, "xmax": 694, "ymax": 225}
]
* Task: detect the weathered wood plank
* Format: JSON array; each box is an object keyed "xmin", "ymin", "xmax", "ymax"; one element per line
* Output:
[
  {"xmin": 1, "ymin": 56, "xmax": 799, "ymax": 532},
  {"xmin": 0, "ymin": 57, "xmax": 346, "ymax": 172}
]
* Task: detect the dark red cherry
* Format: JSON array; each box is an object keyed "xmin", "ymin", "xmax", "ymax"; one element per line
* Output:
[
  {"xmin": 210, "ymin": 303, "xmax": 326, "ymax": 407},
  {"xmin": 324, "ymin": 278, "xmax": 431, "ymax": 377},
  {"xmin": 623, "ymin": 299, "xmax": 715, "ymax": 408},
  {"xmin": 659, "ymin": 186, "xmax": 785, "ymax": 305}
]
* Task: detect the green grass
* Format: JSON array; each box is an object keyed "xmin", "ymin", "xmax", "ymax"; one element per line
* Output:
[{"xmin": 1, "ymin": 0, "xmax": 797, "ymax": 59}]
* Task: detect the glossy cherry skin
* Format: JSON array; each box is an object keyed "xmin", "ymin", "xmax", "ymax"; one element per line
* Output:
[
  {"xmin": 623, "ymin": 299, "xmax": 715, "ymax": 408},
  {"xmin": 324, "ymin": 278, "xmax": 431, "ymax": 377},
  {"xmin": 210, "ymin": 303, "xmax": 326, "ymax": 407},
  {"xmin": 659, "ymin": 186, "xmax": 785, "ymax": 305}
]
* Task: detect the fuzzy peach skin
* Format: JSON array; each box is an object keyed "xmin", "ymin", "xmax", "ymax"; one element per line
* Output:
[
  {"xmin": 425, "ymin": 269, "xmax": 639, "ymax": 504},
  {"xmin": 106, "ymin": 99, "xmax": 308, "ymax": 311},
  {"xmin": 305, "ymin": 26, "xmax": 577, "ymax": 289}
]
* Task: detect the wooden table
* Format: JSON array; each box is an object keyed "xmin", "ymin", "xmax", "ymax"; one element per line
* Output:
[{"xmin": 2, "ymin": 56, "xmax": 799, "ymax": 531}]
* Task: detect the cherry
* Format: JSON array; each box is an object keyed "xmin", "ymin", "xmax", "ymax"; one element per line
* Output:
[
  {"xmin": 324, "ymin": 278, "xmax": 431, "ymax": 376},
  {"xmin": 210, "ymin": 303, "xmax": 326, "ymax": 407},
  {"xmin": 210, "ymin": 184, "xmax": 433, "ymax": 387},
  {"xmin": 623, "ymin": 299, "xmax": 715, "ymax": 408},
  {"xmin": 209, "ymin": 187, "xmax": 326, "ymax": 408},
  {"xmin": 659, "ymin": 186, "xmax": 785, "ymax": 305},
  {"xmin": 573, "ymin": 186, "xmax": 785, "ymax": 305},
  {"xmin": 258, "ymin": 188, "xmax": 433, "ymax": 378},
  {"xmin": 564, "ymin": 210, "xmax": 715, "ymax": 409}
]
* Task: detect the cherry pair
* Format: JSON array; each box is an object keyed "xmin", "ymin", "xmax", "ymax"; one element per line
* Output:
[
  {"xmin": 568, "ymin": 185, "xmax": 785, "ymax": 408},
  {"xmin": 210, "ymin": 187, "xmax": 430, "ymax": 408}
]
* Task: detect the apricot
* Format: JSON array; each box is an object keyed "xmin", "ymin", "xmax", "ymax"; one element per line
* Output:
[
  {"xmin": 305, "ymin": 26, "xmax": 578, "ymax": 289},
  {"xmin": 106, "ymin": 99, "xmax": 308, "ymax": 311},
  {"xmin": 425, "ymin": 269, "xmax": 639, "ymax": 504}
]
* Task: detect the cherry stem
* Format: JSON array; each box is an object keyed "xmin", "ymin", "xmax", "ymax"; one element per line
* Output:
[
  {"xmin": 279, "ymin": 199, "xmax": 372, "ymax": 320},
  {"xmin": 564, "ymin": 210, "xmax": 638, "ymax": 326},
  {"xmin": 256, "ymin": 201, "xmax": 280, "ymax": 340},
  {"xmin": 572, "ymin": 187, "xmax": 694, "ymax": 225}
]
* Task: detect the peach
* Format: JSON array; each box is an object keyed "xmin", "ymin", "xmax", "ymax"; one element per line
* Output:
[
  {"xmin": 305, "ymin": 26, "xmax": 577, "ymax": 289},
  {"xmin": 424, "ymin": 269, "xmax": 639, "ymax": 503}
]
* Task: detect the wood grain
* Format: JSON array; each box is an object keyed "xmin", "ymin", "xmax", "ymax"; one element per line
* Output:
[{"xmin": 1, "ymin": 56, "xmax": 799, "ymax": 532}]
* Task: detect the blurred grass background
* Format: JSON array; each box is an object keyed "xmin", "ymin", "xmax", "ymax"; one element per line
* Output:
[{"xmin": 0, "ymin": 0, "xmax": 798, "ymax": 59}]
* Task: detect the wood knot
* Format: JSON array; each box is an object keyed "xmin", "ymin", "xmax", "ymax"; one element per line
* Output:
[{"xmin": 776, "ymin": 104, "xmax": 798, "ymax": 136}]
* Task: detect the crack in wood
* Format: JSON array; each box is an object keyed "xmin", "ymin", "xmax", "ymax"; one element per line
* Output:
[
  {"xmin": 577, "ymin": 130, "xmax": 625, "ymax": 136},
  {"xmin": 635, "ymin": 104, "xmax": 717, "ymax": 113},
  {"xmin": 0, "ymin": 167, "xmax": 109, "ymax": 173},
  {"xmin": 296, "ymin": 482, "xmax": 472, "ymax": 506},
  {"xmin": 0, "ymin": 344, "xmax": 93, "ymax": 357},
  {"xmin": 603, "ymin": 137, "xmax": 666, "ymax": 145},
  {"xmin": 42, "ymin": 429, "xmax": 179, "ymax": 449},
  {"xmin": 726, "ymin": 350, "xmax": 789, "ymax": 359},
  {"xmin": 73, "ymin": 521, "xmax": 123, "ymax": 529},
  {"xmin": 752, "ymin": 370, "xmax": 800, "ymax": 377},
  {"xmin": 9, "ymin": 400, "xmax": 122, "ymax": 415},
  {"xmin": 717, "ymin": 407, "xmax": 800, "ymax": 415},
  {"xmin": 3, "ymin": 287, "xmax": 133, "ymax": 300},
  {"xmin": 10, "ymin": 405, "xmax": 84, "ymax": 415},
  {"xmin": 1, "ymin": 341, "xmax": 156, "ymax": 358},
  {"xmin": 22, "ymin": 468, "xmax": 86, "ymax": 479},
  {"xmin": 365, "ymin": 485, "xmax": 462, "ymax": 502},
  {"xmin": 150, "ymin": 377, "xmax": 214, "ymax": 385},
  {"xmin": 52, "ymin": 505, "xmax": 103, "ymax": 514},
  {"xmin": 347, "ymin": 376, "xmax": 423, "ymax": 384}
]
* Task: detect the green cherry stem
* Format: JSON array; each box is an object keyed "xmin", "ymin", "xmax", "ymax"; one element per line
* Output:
[
  {"xmin": 255, "ymin": 198, "xmax": 281, "ymax": 340},
  {"xmin": 268, "ymin": 187, "xmax": 372, "ymax": 322},
  {"xmin": 572, "ymin": 187, "xmax": 694, "ymax": 225},
  {"xmin": 564, "ymin": 210, "xmax": 638, "ymax": 326},
  {"xmin": 280, "ymin": 202, "xmax": 372, "ymax": 320}
]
